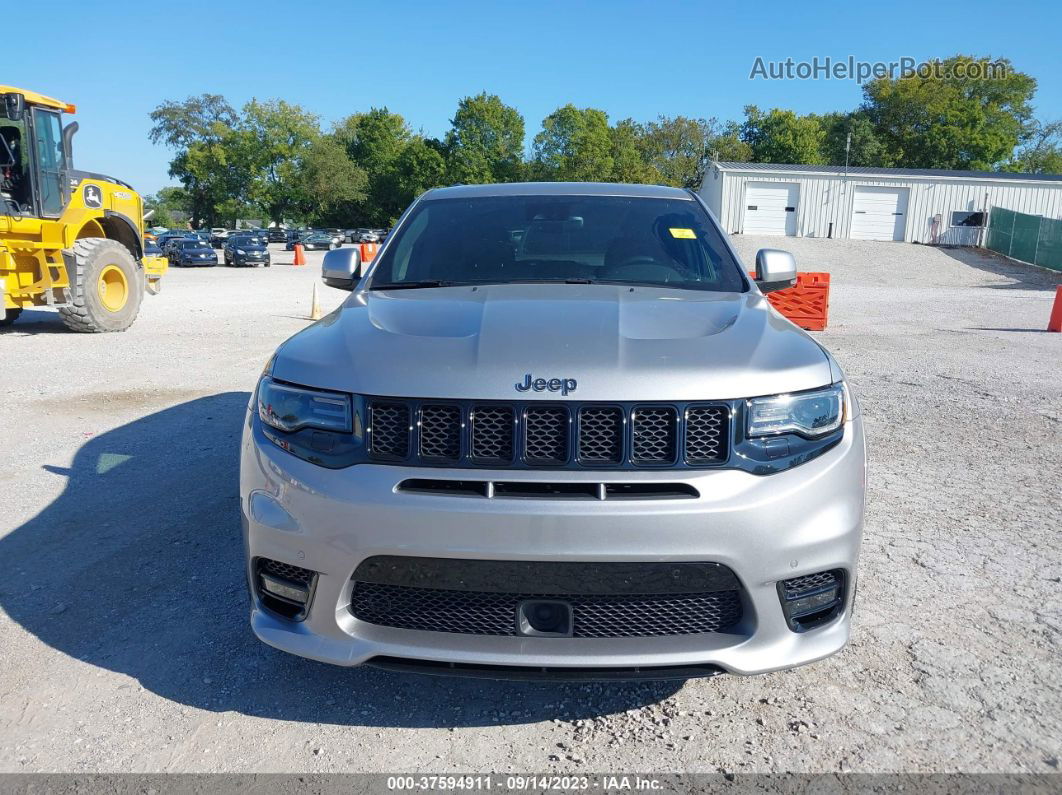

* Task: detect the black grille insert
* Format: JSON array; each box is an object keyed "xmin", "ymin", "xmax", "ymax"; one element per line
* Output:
[
  {"xmin": 419, "ymin": 404, "xmax": 461, "ymax": 461},
  {"xmin": 369, "ymin": 401, "xmax": 410, "ymax": 458},
  {"xmin": 685, "ymin": 406, "xmax": 729, "ymax": 464},
  {"xmin": 524, "ymin": 406, "xmax": 570, "ymax": 464},
  {"xmin": 470, "ymin": 405, "xmax": 514, "ymax": 463},
  {"xmin": 782, "ymin": 569, "xmax": 841, "ymax": 600},
  {"xmin": 351, "ymin": 582, "xmax": 743, "ymax": 638},
  {"xmin": 258, "ymin": 557, "xmax": 315, "ymax": 585},
  {"xmin": 631, "ymin": 407, "xmax": 678, "ymax": 464},
  {"xmin": 577, "ymin": 406, "xmax": 624, "ymax": 464}
]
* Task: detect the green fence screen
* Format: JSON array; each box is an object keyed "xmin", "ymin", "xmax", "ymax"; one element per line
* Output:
[{"xmin": 984, "ymin": 205, "xmax": 1062, "ymax": 272}]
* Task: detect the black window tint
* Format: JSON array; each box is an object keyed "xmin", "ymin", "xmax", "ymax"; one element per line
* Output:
[{"xmin": 370, "ymin": 195, "xmax": 746, "ymax": 293}]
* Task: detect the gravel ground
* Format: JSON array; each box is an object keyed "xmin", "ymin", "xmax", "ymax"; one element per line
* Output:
[{"xmin": 0, "ymin": 238, "xmax": 1059, "ymax": 774}]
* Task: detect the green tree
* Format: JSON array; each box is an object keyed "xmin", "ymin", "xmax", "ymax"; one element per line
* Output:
[
  {"xmin": 149, "ymin": 95, "xmax": 240, "ymax": 228},
  {"xmin": 705, "ymin": 120, "xmax": 752, "ymax": 164},
  {"xmin": 608, "ymin": 119, "xmax": 660, "ymax": 183},
  {"xmin": 240, "ymin": 99, "xmax": 322, "ymax": 225},
  {"xmin": 393, "ymin": 138, "xmax": 447, "ymax": 210},
  {"xmin": 296, "ymin": 136, "xmax": 368, "ymax": 225},
  {"xmin": 335, "ymin": 108, "xmax": 414, "ymax": 224},
  {"xmin": 637, "ymin": 115, "xmax": 752, "ymax": 188},
  {"xmin": 741, "ymin": 106, "xmax": 826, "ymax": 164},
  {"xmin": 862, "ymin": 55, "xmax": 1036, "ymax": 169},
  {"xmin": 445, "ymin": 93, "xmax": 525, "ymax": 184},
  {"xmin": 819, "ymin": 111, "xmax": 885, "ymax": 167},
  {"xmin": 1004, "ymin": 119, "xmax": 1062, "ymax": 174},
  {"xmin": 532, "ymin": 105, "xmax": 613, "ymax": 181},
  {"xmin": 143, "ymin": 186, "xmax": 190, "ymax": 228}
]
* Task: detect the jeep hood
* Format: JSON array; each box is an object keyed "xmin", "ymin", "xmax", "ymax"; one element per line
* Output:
[{"xmin": 272, "ymin": 284, "xmax": 833, "ymax": 401}]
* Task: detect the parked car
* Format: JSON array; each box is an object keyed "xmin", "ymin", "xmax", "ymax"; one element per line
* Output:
[
  {"xmin": 267, "ymin": 227, "xmax": 287, "ymax": 243},
  {"xmin": 163, "ymin": 234, "xmax": 197, "ymax": 260},
  {"xmin": 292, "ymin": 231, "xmax": 340, "ymax": 251},
  {"xmin": 243, "ymin": 182, "xmax": 866, "ymax": 676},
  {"xmin": 223, "ymin": 235, "xmax": 271, "ymax": 267},
  {"xmin": 171, "ymin": 238, "xmax": 218, "ymax": 267},
  {"xmin": 209, "ymin": 230, "xmax": 232, "ymax": 248},
  {"xmin": 350, "ymin": 228, "xmax": 378, "ymax": 243},
  {"xmin": 156, "ymin": 232, "xmax": 192, "ymax": 256}
]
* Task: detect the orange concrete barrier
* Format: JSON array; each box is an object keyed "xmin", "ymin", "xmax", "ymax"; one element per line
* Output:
[
  {"xmin": 359, "ymin": 242, "xmax": 379, "ymax": 263},
  {"xmin": 293, "ymin": 243, "xmax": 306, "ymax": 267},
  {"xmin": 1049, "ymin": 285, "xmax": 1062, "ymax": 332},
  {"xmin": 750, "ymin": 271, "xmax": 831, "ymax": 331}
]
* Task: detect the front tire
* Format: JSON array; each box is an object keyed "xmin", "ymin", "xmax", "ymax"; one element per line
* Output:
[
  {"xmin": 58, "ymin": 238, "xmax": 144, "ymax": 333},
  {"xmin": 1, "ymin": 308, "xmax": 22, "ymax": 327}
]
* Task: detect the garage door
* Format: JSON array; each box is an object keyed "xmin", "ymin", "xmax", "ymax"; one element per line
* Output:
[
  {"xmin": 742, "ymin": 183, "xmax": 798, "ymax": 236},
  {"xmin": 850, "ymin": 186, "xmax": 909, "ymax": 241}
]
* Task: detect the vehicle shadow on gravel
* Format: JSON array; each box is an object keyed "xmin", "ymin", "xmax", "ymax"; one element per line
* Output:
[
  {"xmin": 0, "ymin": 393, "xmax": 682, "ymax": 727},
  {"xmin": 939, "ymin": 246, "xmax": 1062, "ymax": 291},
  {"xmin": 0, "ymin": 308, "xmax": 71, "ymax": 334}
]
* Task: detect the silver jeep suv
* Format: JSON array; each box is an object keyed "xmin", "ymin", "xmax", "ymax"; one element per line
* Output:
[{"xmin": 241, "ymin": 182, "xmax": 866, "ymax": 679}]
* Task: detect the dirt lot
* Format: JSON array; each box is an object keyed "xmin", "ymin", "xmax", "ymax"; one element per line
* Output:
[{"xmin": 1, "ymin": 238, "xmax": 1059, "ymax": 774}]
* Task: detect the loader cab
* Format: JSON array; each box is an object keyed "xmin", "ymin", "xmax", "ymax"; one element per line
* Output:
[{"xmin": 1, "ymin": 90, "xmax": 72, "ymax": 219}]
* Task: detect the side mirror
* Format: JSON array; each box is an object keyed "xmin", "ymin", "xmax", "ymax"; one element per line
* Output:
[
  {"xmin": 754, "ymin": 248, "xmax": 797, "ymax": 293},
  {"xmin": 322, "ymin": 247, "xmax": 362, "ymax": 291},
  {"xmin": 3, "ymin": 92, "xmax": 25, "ymax": 122}
]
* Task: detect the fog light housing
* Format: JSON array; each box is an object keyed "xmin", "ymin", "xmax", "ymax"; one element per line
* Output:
[
  {"xmin": 778, "ymin": 569, "xmax": 845, "ymax": 632},
  {"xmin": 260, "ymin": 573, "xmax": 309, "ymax": 604},
  {"xmin": 254, "ymin": 558, "xmax": 318, "ymax": 621}
]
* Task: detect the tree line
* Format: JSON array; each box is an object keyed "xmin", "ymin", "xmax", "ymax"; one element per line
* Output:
[{"xmin": 147, "ymin": 55, "xmax": 1061, "ymax": 229}]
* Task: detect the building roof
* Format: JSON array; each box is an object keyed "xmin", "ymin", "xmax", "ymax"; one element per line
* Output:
[
  {"xmin": 712, "ymin": 161, "xmax": 1062, "ymax": 183},
  {"xmin": 424, "ymin": 182, "xmax": 693, "ymax": 200}
]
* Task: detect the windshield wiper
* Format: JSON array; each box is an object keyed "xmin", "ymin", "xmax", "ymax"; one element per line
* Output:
[
  {"xmin": 368, "ymin": 280, "xmax": 462, "ymax": 290},
  {"xmin": 487, "ymin": 278, "xmax": 596, "ymax": 285}
]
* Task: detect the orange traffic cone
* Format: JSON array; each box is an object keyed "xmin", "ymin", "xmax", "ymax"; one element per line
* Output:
[
  {"xmin": 293, "ymin": 243, "xmax": 306, "ymax": 267},
  {"xmin": 359, "ymin": 242, "xmax": 378, "ymax": 263},
  {"xmin": 1049, "ymin": 285, "xmax": 1062, "ymax": 332}
]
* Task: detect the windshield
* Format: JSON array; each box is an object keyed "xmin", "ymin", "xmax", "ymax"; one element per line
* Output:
[
  {"xmin": 368, "ymin": 194, "xmax": 746, "ymax": 292},
  {"xmin": 179, "ymin": 239, "xmax": 204, "ymax": 249}
]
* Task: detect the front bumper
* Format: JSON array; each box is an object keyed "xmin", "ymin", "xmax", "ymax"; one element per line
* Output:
[{"xmin": 240, "ymin": 411, "xmax": 865, "ymax": 676}]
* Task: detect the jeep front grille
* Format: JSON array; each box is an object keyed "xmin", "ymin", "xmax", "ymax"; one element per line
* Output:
[{"xmin": 365, "ymin": 398, "xmax": 730, "ymax": 470}]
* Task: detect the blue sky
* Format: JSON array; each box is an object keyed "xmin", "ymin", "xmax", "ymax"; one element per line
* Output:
[{"xmin": 8, "ymin": 0, "xmax": 1060, "ymax": 194}]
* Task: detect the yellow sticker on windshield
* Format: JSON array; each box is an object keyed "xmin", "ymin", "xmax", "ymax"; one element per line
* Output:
[{"xmin": 669, "ymin": 227, "xmax": 696, "ymax": 239}]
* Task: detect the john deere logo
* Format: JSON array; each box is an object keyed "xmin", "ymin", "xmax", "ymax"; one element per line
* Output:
[{"xmin": 83, "ymin": 185, "xmax": 103, "ymax": 209}]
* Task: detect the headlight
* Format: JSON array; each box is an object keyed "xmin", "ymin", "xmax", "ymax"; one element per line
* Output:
[
  {"xmin": 236, "ymin": 248, "xmax": 246, "ymax": 255},
  {"xmin": 258, "ymin": 377, "xmax": 352, "ymax": 433},
  {"xmin": 747, "ymin": 383, "xmax": 848, "ymax": 438}
]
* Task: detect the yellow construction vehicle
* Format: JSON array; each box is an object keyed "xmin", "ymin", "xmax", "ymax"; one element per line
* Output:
[{"xmin": 0, "ymin": 86, "xmax": 166, "ymax": 332}]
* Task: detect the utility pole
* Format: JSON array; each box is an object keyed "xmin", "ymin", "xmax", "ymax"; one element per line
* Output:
[{"xmin": 844, "ymin": 131, "xmax": 851, "ymax": 180}]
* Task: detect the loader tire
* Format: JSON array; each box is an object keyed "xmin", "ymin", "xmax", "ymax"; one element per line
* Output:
[
  {"xmin": 58, "ymin": 238, "xmax": 144, "ymax": 333},
  {"xmin": 1, "ymin": 308, "xmax": 22, "ymax": 327}
]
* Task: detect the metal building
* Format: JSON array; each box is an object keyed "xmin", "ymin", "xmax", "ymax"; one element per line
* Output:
[{"xmin": 700, "ymin": 161, "xmax": 1062, "ymax": 245}]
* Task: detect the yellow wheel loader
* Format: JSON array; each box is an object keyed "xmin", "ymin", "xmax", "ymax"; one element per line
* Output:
[{"xmin": 0, "ymin": 86, "xmax": 166, "ymax": 332}]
